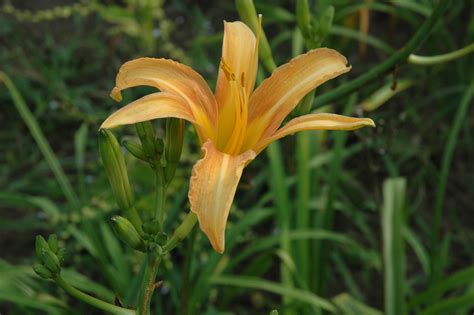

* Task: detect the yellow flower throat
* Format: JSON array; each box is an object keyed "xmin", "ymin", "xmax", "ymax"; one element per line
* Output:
[{"xmin": 220, "ymin": 60, "xmax": 249, "ymax": 155}]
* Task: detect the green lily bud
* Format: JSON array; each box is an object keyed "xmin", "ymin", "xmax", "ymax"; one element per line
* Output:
[
  {"xmin": 142, "ymin": 219, "xmax": 161, "ymax": 235},
  {"xmin": 164, "ymin": 118, "xmax": 184, "ymax": 182},
  {"xmin": 136, "ymin": 121, "xmax": 157, "ymax": 161},
  {"xmin": 33, "ymin": 263, "xmax": 53, "ymax": 279},
  {"xmin": 123, "ymin": 138, "xmax": 148, "ymax": 161},
  {"xmin": 99, "ymin": 129, "xmax": 143, "ymax": 234},
  {"xmin": 47, "ymin": 234, "xmax": 59, "ymax": 254},
  {"xmin": 296, "ymin": 0, "xmax": 312, "ymax": 38},
  {"xmin": 99, "ymin": 129, "xmax": 134, "ymax": 212},
  {"xmin": 111, "ymin": 216, "xmax": 144, "ymax": 251},
  {"xmin": 35, "ymin": 235, "xmax": 49, "ymax": 259},
  {"xmin": 155, "ymin": 138, "xmax": 164, "ymax": 155},
  {"xmin": 40, "ymin": 248, "xmax": 61, "ymax": 273},
  {"xmin": 56, "ymin": 247, "xmax": 67, "ymax": 264},
  {"xmin": 317, "ymin": 5, "xmax": 334, "ymax": 45}
]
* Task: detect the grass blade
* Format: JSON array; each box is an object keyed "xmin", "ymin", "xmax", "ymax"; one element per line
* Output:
[
  {"xmin": 0, "ymin": 71, "xmax": 80, "ymax": 210},
  {"xmin": 430, "ymin": 84, "xmax": 474, "ymax": 280},
  {"xmin": 211, "ymin": 275, "xmax": 337, "ymax": 313},
  {"xmin": 382, "ymin": 177, "xmax": 407, "ymax": 315},
  {"xmin": 266, "ymin": 142, "xmax": 294, "ymax": 308}
]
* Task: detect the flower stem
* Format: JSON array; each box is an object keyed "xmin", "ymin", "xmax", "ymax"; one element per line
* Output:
[
  {"xmin": 140, "ymin": 254, "xmax": 162, "ymax": 315},
  {"xmin": 408, "ymin": 43, "xmax": 474, "ymax": 65},
  {"xmin": 313, "ymin": 0, "xmax": 452, "ymax": 109},
  {"xmin": 55, "ymin": 276, "xmax": 134, "ymax": 315},
  {"xmin": 162, "ymin": 212, "xmax": 198, "ymax": 253}
]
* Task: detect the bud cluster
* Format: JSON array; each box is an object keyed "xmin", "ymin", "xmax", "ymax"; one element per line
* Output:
[{"xmin": 33, "ymin": 234, "xmax": 65, "ymax": 279}]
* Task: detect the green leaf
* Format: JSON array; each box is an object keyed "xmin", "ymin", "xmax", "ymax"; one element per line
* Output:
[
  {"xmin": 332, "ymin": 293, "xmax": 383, "ymax": 315},
  {"xmin": 382, "ymin": 177, "xmax": 407, "ymax": 315},
  {"xmin": 211, "ymin": 276, "xmax": 337, "ymax": 312}
]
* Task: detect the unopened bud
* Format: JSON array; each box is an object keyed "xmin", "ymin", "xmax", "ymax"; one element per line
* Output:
[
  {"xmin": 35, "ymin": 235, "xmax": 49, "ymax": 259},
  {"xmin": 48, "ymin": 234, "xmax": 59, "ymax": 254},
  {"xmin": 111, "ymin": 216, "xmax": 144, "ymax": 251},
  {"xmin": 99, "ymin": 129, "xmax": 134, "ymax": 211},
  {"xmin": 56, "ymin": 248, "xmax": 67, "ymax": 264},
  {"xmin": 33, "ymin": 263, "xmax": 53, "ymax": 279},
  {"xmin": 41, "ymin": 248, "xmax": 61, "ymax": 273},
  {"xmin": 123, "ymin": 139, "xmax": 148, "ymax": 161},
  {"xmin": 155, "ymin": 138, "xmax": 164, "ymax": 155},
  {"xmin": 165, "ymin": 118, "xmax": 184, "ymax": 182},
  {"xmin": 296, "ymin": 0, "xmax": 312, "ymax": 37},
  {"xmin": 318, "ymin": 6, "xmax": 334, "ymax": 45},
  {"xmin": 136, "ymin": 122, "xmax": 158, "ymax": 161}
]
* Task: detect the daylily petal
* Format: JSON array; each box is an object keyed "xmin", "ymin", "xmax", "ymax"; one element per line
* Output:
[
  {"xmin": 254, "ymin": 113, "xmax": 375, "ymax": 154},
  {"xmin": 110, "ymin": 57, "xmax": 217, "ymax": 139},
  {"xmin": 214, "ymin": 21, "xmax": 257, "ymax": 149},
  {"xmin": 244, "ymin": 48, "xmax": 351, "ymax": 150},
  {"xmin": 101, "ymin": 92, "xmax": 197, "ymax": 129},
  {"xmin": 189, "ymin": 140, "xmax": 256, "ymax": 253}
]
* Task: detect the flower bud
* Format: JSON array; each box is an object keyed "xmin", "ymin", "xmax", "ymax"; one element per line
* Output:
[
  {"xmin": 35, "ymin": 235, "xmax": 49, "ymax": 259},
  {"xmin": 123, "ymin": 138, "xmax": 148, "ymax": 161},
  {"xmin": 56, "ymin": 248, "xmax": 67, "ymax": 264},
  {"xmin": 40, "ymin": 248, "xmax": 61, "ymax": 274},
  {"xmin": 111, "ymin": 216, "xmax": 144, "ymax": 251},
  {"xmin": 318, "ymin": 6, "xmax": 334, "ymax": 45},
  {"xmin": 48, "ymin": 234, "xmax": 59, "ymax": 254},
  {"xmin": 136, "ymin": 121, "xmax": 158, "ymax": 161},
  {"xmin": 33, "ymin": 263, "xmax": 53, "ymax": 279},
  {"xmin": 296, "ymin": 0, "xmax": 312, "ymax": 37},
  {"xmin": 155, "ymin": 138, "xmax": 164, "ymax": 155},
  {"xmin": 99, "ymin": 129, "xmax": 134, "ymax": 211},
  {"xmin": 165, "ymin": 118, "xmax": 184, "ymax": 182}
]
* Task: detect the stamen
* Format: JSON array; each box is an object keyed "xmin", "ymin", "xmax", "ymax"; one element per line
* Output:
[
  {"xmin": 240, "ymin": 72, "xmax": 246, "ymax": 87},
  {"xmin": 220, "ymin": 60, "xmax": 235, "ymax": 81}
]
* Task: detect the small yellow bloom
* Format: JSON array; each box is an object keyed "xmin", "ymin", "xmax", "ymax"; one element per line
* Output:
[{"xmin": 102, "ymin": 20, "xmax": 374, "ymax": 253}]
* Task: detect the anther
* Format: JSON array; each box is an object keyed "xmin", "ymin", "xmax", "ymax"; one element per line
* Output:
[{"xmin": 220, "ymin": 60, "xmax": 235, "ymax": 81}]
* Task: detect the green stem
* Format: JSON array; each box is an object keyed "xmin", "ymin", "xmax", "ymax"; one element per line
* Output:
[
  {"xmin": 312, "ymin": 0, "xmax": 452, "ymax": 109},
  {"xmin": 0, "ymin": 71, "xmax": 80, "ymax": 211},
  {"xmin": 162, "ymin": 212, "xmax": 198, "ymax": 253},
  {"xmin": 140, "ymin": 254, "xmax": 161, "ymax": 315},
  {"xmin": 154, "ymin": 166, "xmax": 166, "ymax": 228},
  {"xmin": 55, "ymin": 276, "xmax": 134, "ymax": 315},
  {"xmin": 408, "ymin": 43, "xmax": 474, "ymax": 65}
]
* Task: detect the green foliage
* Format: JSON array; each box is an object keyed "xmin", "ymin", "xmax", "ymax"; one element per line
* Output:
[{"xmin": 1, "ymin": 0, "xmax": 473, "ymax": 314}]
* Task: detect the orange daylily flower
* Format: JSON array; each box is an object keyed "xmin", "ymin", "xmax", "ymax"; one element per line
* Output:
[{"xmin": 101, "ymin": 20, "xmax": 374, "ymax": 253}]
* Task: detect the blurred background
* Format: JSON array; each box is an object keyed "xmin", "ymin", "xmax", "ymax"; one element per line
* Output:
[{"xmin": 1, "ymin": 0, "xmax": 473, "ymax": 314}]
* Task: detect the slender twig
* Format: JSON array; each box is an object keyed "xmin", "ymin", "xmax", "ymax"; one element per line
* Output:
[{"xmin": 312, "ymin": 0, "xmax": 452, "ymax": 109}]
